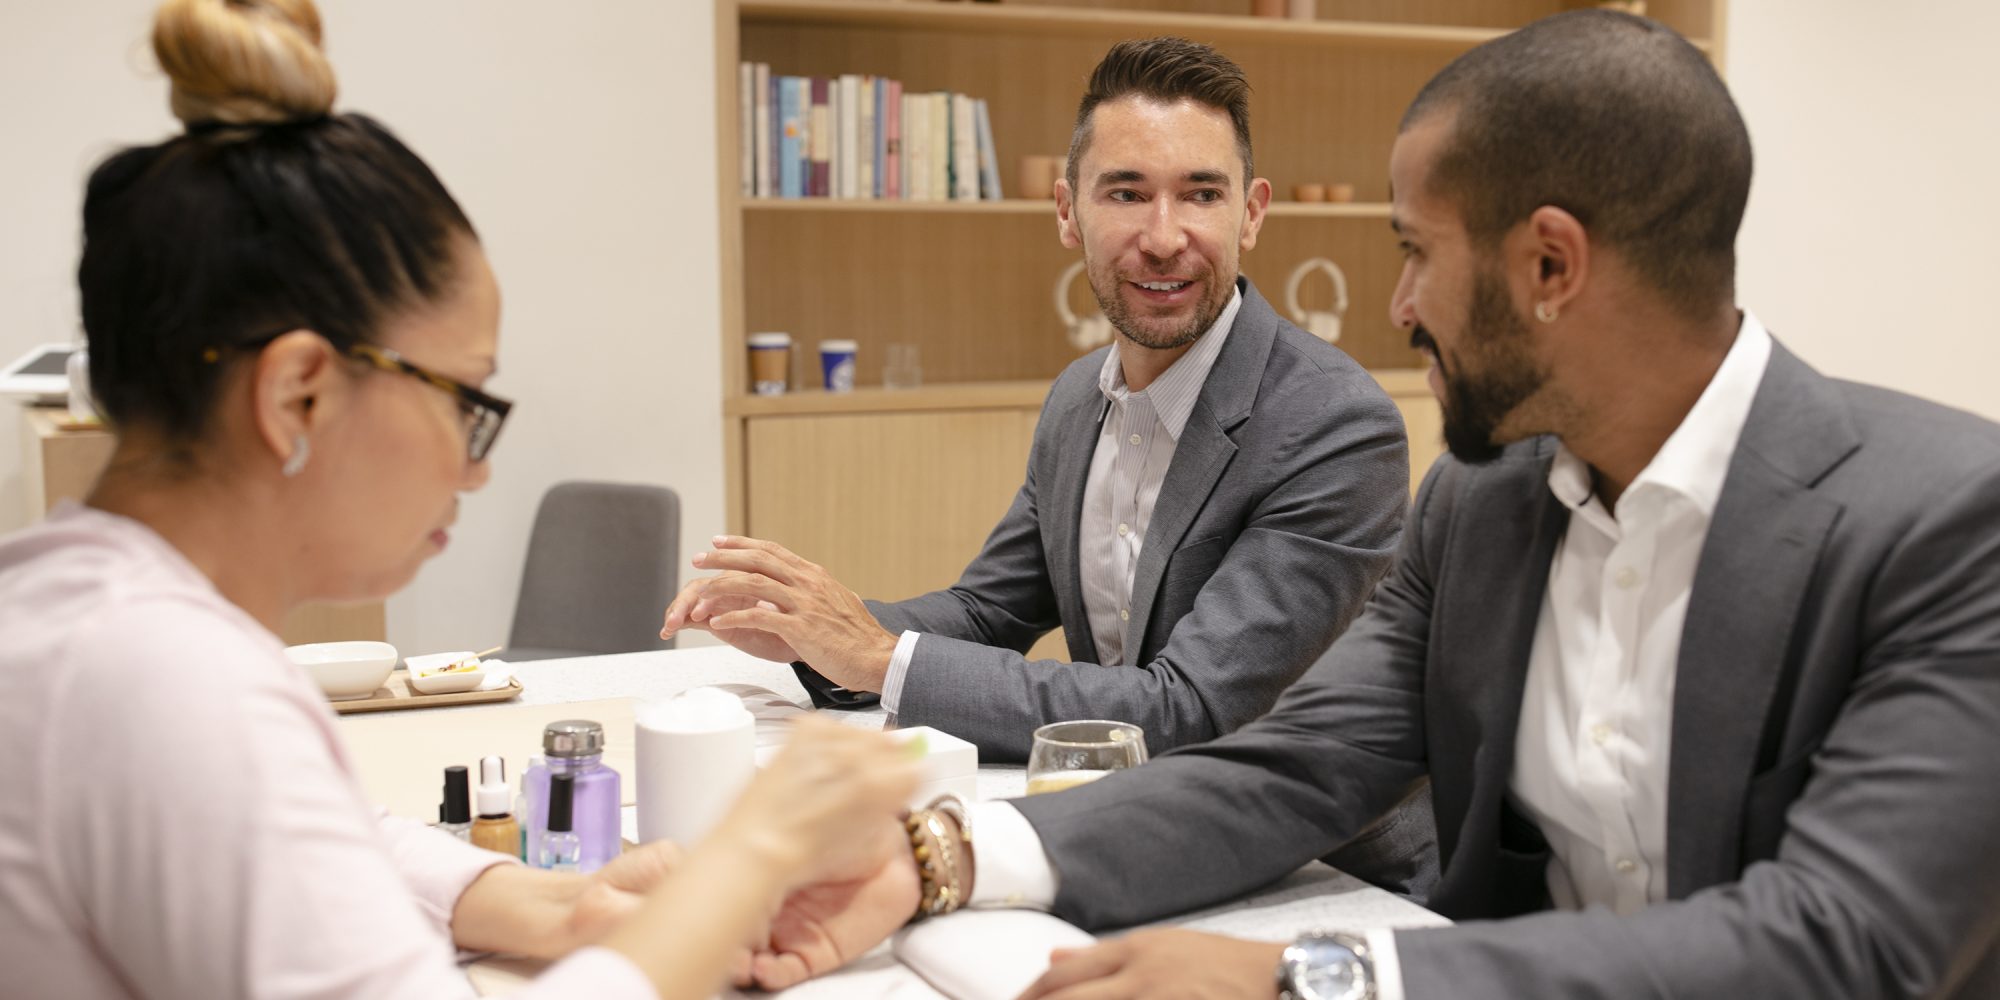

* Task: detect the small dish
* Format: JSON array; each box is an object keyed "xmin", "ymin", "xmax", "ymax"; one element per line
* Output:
[
  {"xmin": 404, "ymin": 649, "xmax": 490, "ymax": 695},
  {"xmin": 286, "ymin": 641, "xmax": 398, "ymax": 701}
]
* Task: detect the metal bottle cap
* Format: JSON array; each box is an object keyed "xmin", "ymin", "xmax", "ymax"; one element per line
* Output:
[{"xmin": 542, "ymin": 719, "xmax": 605, "ymax": 757}]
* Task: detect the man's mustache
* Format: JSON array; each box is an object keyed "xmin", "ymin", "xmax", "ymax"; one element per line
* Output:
[{"xmin": 1410, "ymin": 325, "xmax": 1437, "ymax": 355}]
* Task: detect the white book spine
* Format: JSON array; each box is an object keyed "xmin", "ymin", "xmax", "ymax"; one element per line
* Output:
[
  {"xmin": 858, "ymin": 77, "xmax": 876, "ymax": 200},
  {"xmin": 901, "ymin": 93, "xmax": 922, "ymax": 201},
  {"xmin": 929, "ymin": 92, "xmax": 950, "ymax": 202},
  {"xmin": 752, "ymin": 62, "xmax": 771, "ymax": 198},
  {"xmin": 839, "ymin": 74, "xmax": 862, "ymax": 200},
  {"xmin": 951, "ymin": 93, "xmax": 978, "ymax": 202},
  {"xmin": 738, "ymin": 62, "xmax": 754, "ymax": 197}
]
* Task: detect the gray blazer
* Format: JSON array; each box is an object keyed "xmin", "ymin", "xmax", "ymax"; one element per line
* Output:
[
  {"xmin": 868, "ymin": 278, "xmax": 1409, "ymax": 761},
  {"xmin": 1015, "ymin": 340, "xmax": 2000, "ymax": 998}
]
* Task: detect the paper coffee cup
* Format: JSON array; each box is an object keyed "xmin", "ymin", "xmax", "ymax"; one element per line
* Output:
[
  {"xmin": 748, "ymin": 331, "xmax": 792, "ymax": 396},
  {"xmin": 635, "ymin": 687, "xmax": 755, "ymax": 845},
  {"xmin": 819, "ymin": 339, "xmax": 858, "ymax": 392}
]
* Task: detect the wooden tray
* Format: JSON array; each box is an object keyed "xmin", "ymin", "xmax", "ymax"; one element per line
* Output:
[{"xmin": 330, "ymin": 671, "xmax": 525, "ymax": 714}]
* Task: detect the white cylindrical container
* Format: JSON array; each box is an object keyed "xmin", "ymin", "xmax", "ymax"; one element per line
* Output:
[{"xmin": 635, "ymin": 687, "xmax": 756, "ymax": 845}]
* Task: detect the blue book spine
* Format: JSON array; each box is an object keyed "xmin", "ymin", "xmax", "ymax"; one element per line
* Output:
[
  {"xmin": 778, "ymin": 77, "xmax": 804, "ymax": 199},
  {"xmin": 975, "ymin": 98, "xmax": 1002, "ymax": 200}
]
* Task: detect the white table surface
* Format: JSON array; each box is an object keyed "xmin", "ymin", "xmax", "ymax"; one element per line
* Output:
[{"xmin": 340, "ymin": 644, "xmax": 1448, "ymax": 997}]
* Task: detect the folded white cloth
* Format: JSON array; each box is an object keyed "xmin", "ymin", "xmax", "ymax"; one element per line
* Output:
[{"xmin": 894, "ymin": 910, "xmax": 1096, "ymax": 1000}]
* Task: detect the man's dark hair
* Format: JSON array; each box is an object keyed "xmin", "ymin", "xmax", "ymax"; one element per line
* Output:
[
  {"xmin": 1402, "ymin": 10, "xmax": 1752, "ymax": 321},
  {"xmin": 1067, "ymin": 37, "xmax": 1253, "ymax": 192}
]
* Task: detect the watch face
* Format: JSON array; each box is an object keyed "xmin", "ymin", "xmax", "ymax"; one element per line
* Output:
[
  {"xmin": 1300, "ymin": 959, "xmax": 1361, "ymax": 1000},
  {"xmin": 1285, "ymin": 936, "xmax": 1368, "ymax": 1000}
]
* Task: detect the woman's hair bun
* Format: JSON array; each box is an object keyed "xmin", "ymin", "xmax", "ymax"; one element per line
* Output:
[{"xmin": 153, "ymin": 0, "xmax": 336, "ymax": 127}]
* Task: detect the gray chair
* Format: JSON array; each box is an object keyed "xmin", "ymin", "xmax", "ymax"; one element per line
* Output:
[{"xmin": 500, "ymin": 481, "xmax": 681, "ymax": 662}]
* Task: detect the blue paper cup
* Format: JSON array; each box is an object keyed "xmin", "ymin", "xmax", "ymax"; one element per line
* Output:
[{"xmin": 819, "ymin": 339, "xmax": 857, "ymax": 392}]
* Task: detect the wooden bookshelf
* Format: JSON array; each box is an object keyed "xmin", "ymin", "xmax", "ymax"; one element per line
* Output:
[{"xmin": 714, "ymin": 0, "xmax": 1729, "ymax": 602}]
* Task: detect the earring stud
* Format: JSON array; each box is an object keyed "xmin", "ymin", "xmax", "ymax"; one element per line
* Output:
[
  {"xmin": 1534, "ymin": 301, "xmax": 1560, "ymax": 323},
  {"xmin": 282, "ymin": 433, "xmax": 310, "ymax": 477}
]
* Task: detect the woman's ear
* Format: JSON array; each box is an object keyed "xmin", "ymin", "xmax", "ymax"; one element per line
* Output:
[{"xmin": 248, "ymin": 331, "xmax": 344, "ymax": 473}]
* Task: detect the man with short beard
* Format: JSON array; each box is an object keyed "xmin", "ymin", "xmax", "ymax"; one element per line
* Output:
[
  {"xmin": 660, "ymin": 37, "xmax": 1411, "ymax": 765},
  {"xmin": 734, "ymin": 11, "xmax": 2000, "ymax": 999}
]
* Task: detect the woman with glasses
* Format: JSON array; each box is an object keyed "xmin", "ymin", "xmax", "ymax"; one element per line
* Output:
[{"xmin": 0, "ymin": 1, "xmax": 919, "ymax": 997}]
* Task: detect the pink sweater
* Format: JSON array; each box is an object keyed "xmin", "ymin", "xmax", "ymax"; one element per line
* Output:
[{"xmin": 0, "ymin": 505, "xmax": 653, "ymax": 999}]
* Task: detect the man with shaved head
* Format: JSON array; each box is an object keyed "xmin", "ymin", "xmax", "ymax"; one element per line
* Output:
[{"xmin": 743, "ymin": 11, "xmax": 2000, "ymax": 999}]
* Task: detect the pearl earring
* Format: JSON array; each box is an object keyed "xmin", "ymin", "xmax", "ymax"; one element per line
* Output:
[
  {"xmin": 282, "ymin": 434, "xmax": 311, "ymax": 477},
  {"xmin": 1534, "ymin": 301, "xmax": 1560, "ymax": 323}
]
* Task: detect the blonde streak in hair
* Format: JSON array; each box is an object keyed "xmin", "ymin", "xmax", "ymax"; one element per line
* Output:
[{"xmin": 153, "ymin": 0, "xmax": 335, "ymax": 126}]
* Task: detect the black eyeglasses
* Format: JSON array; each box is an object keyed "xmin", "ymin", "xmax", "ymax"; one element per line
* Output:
[{"xmin": 346, "ymin": 343, "xmax": 513, "ymax": 463}]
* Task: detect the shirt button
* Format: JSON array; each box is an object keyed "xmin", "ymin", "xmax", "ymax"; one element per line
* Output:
[
  {"xmin": 1117, "ymin": 523, "xmax": 1130, "ymax": 537},
  {"xmin": 1614, "ymin": 566, "xmax": 1641, "ymax": 589},
  {"xmin": 1615, "ymin": 858, "xmax": 1638, "ymax": 874},
  {"xmin": 1590, "ymin": 723, "xmax": 1612, "ymax": 745},
  {"xmin": 1119, "ymin": 608, "xmax": 1130, "ymax": 622},
  {"xmin": 1128, "ymin": 433, "xmax": 1143, "ymax": 446}
]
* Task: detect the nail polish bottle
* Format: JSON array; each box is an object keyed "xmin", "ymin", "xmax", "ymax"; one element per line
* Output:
[
  {"xmin": 523, "ymin": 721, "xmax": 620, "ymax": 872},
  {"xmin": 469, "ymin": 756, "xmax": 520, "ymax": 857},
  {"xmin": 438, "ymin": 765, "xmax": 472, "ymax": 841},
  {"xmin": 539, "ymin": 772, "xmax": 581, "ymax": 872}
]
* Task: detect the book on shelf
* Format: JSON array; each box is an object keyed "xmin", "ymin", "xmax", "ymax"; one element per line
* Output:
[
  {"xmin": 884, "ymin": 79, "xmax": 903, "ymax": 200},
  {"xmin": 809, "ymin": 78, "xmax": 831, "ymax": 197},
  {"xmin": 974, "ymin": 97, "xmax": 1002, "ymax": 200},
  {"xmin": 738, "ymin": 62, "xmax": 754, "ymax": 197},
  {"xmin": 949, "ymin": 93, "xmax": 978, "ymax": 202},
  {"xmin": 929, "ymin": 92, "xmax": 950, "ymax": 201},
  {"xmin": 903, "ymin": 91, "xmax": 929, "ymax": 201},
  {"xmin": 858, "ymin": 76, "xmax": 877, "ymax": 200},
  {"xmin": 838, "ymin": 74, "xmax": 860, "ymax": 200},
  {"xmin": 739, "ymin": 62, "xmax": 1002, "ymax": 203},
  {"xmin": 752, "ymin": 62, "xmax": 771, "ymax": 198},
  {"xmin": 777, "ymin": 75, "xmax": 804, "ymax": 199}
]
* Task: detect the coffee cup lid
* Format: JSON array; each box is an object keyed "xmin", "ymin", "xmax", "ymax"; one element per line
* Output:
[
  {"xmin": 819, "ymin": 339, "xmax": 859, "ymax": 352},
  {"xmin": 748, "ymin": 332, "xmax": 792, "ymax": 348}
]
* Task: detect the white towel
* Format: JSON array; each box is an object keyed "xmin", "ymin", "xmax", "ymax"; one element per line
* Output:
[{"xmin": 893, "ymin": 910, "xmax": 1096, "ymax": 1000}]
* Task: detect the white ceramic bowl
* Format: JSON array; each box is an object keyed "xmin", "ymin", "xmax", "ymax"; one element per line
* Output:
[
  {"xmin": 285, "ymin": 641, "xmax": 398, "ymax": 701},
  {"xmin": 403, "ymin": 650, "xmax": 489, "ymax": 695}
]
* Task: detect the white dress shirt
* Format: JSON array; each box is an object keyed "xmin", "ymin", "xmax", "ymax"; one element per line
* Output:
[
  {"xmin": 881, "ymin": 289, "xmax": 1242, "ymax": 709},
  {"xmin": 1509, "ymin": 312, "xmax": 1771, "ymax": 913},
  {"xmin": 967, "ymin": 313, "xmax": 1773, "ymax": 1000}
]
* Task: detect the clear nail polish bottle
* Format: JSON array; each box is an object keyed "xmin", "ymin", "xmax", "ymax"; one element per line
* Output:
[{"xmin": 538, "ymin": 772, "xmax": 580, "ymax": 872}]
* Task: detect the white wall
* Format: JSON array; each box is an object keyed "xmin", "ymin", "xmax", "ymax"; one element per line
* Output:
[
  {"xmin": 0, "ymin": 0, "xmax": 724, "ymax": 654},
  {"xmin": 1727, "ymin": 0, "xmax": 2000, "ymax": 421}
]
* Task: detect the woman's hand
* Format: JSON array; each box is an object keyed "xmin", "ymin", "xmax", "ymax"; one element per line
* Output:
[
  {"xmin": 452, "ymin": 839, "xmax": 688, "ymax": 960},
  {"xmin": 560, "ymin": 839, "xmax": 686, "ymax": 949},
  {"xmin": 712, "ymin": 717, "xmax": 924, "ymax": 890}
]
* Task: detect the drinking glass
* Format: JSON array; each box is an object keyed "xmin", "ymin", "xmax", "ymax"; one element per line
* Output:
[{"xmin": 1025, "ymin": 720, "xmax": 1148, "ymax": 794}]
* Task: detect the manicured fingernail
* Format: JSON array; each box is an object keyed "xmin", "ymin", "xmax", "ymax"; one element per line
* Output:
[
  {"xmin": 693, "ymin": 552, "xmax": 706, "ymax": 565},
  {"xmin": 712, "ymin": 534, "xmax": 728, "ymax": 544}
]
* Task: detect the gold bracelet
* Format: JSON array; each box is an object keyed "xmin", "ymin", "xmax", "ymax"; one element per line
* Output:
[{"xmin": 905, "ymin": 796, "xmax": 974, "ymax": 921}]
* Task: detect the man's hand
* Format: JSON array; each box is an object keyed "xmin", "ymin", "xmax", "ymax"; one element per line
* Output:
[
  {"xmin": 660, "ymin": 572, "xmax": 803, "ymax": 664},
  {"xmin": 1017, "ymin": 929, "xmax": 1286, "ymax": 1000},
  {"xmin": 662, "ymin": 536, "xmax": 898, "ymax": 692},
  {"xmin": 745, "ymin": 822, "xmax": 923, "ymax": 990}
]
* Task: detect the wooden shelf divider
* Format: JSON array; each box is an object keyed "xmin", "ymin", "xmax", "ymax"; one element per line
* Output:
[
  {"xmin": 743, "ymin": 197, "xmax": 1394, "ymax": 218},
  {"xmin": 739, "ymin": 0, "xmax": 1709, "ymax": 52}
]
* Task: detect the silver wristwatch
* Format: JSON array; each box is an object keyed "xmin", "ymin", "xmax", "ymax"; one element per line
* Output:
[{"xmin": 1276, "ymin": 930, "xmax": 1376, "ymax": 1000}]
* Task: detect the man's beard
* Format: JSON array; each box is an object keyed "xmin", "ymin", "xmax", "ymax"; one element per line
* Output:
[
  {"xmin": 1417, "ymin": 267, "xmax": 1548, "ymax": 465},
  {"xmin": 1086, "ymin": 255, "xmax": 1229, "ymax": 351}
]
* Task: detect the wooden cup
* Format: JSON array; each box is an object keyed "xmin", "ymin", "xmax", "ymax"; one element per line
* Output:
[{"xmin": 1292, "ymin": 183, "xmax": 1328, "ymax": 203}]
